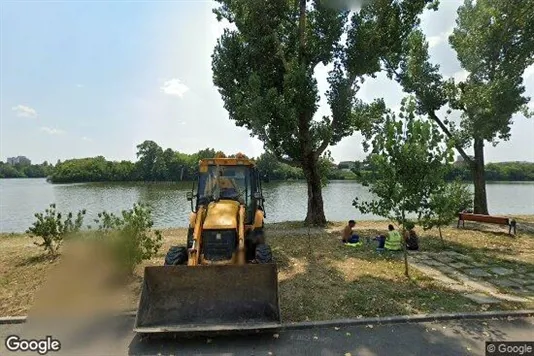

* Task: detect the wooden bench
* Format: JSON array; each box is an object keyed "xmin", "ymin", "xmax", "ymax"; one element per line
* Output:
[{"xmin": 457, "ymin": 212, "xmax": 517, "ymax": 235}]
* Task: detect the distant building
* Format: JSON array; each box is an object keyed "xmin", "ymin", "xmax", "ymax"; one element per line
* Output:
[{"xmin": 7, "ymin": 156, "xmax": 31, "ymax": 165}]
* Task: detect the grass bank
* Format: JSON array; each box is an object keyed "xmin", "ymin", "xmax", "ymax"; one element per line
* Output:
[{"xmin": 1, "ymin": 217, "xmax": 533, "ymax": 321}]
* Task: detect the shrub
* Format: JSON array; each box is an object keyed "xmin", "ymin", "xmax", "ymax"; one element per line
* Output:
[
  {"xmin": 420, "ymin": 180, "xmax": 473, "ymax": 244},
  {"xmin": 93, "ymin": 203, "xmax": 163, "ymax": 275},
  {"xmin": 26, "ymin": 203, "xmax": 86, "ymax": 255}
]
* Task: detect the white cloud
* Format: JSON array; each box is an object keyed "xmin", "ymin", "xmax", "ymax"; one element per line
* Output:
[
  {"xmin": 41, "ymin": 127, "xmax": 66, "ymax": 135},
  {"xmin": 427, "ymin": 27, "xmax": 454, "ymax": 48},
  {"xmin": 160, "ymin": 78, "xmax": 189, "ymax": 98},
  {"xmin": 12, "ymin": 104, "xmax": 37, "ymax": 118},
  {"xmin": 524, "ymin": 65, "xmax": 534, "ymax": 79},
  {"xmin": 453, "ymin": 69, "xmax": 468, "ymax": 82},
  {"xmin": 82, "ymin": 136, "xmax": 93, "ymax": 142}
]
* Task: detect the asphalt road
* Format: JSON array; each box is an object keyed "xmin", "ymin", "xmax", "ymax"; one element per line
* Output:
[{"xmin": 1, "ymin": 316, "xmax": 533, "ymax": 355}]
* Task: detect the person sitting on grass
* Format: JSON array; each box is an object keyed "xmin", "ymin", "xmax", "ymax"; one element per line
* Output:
[
  {"xmin": 374, "ymin": 224, "xmax": 402, "ymax": 251},
  {"xmin": 342, "ymin": 220, "xmax": 361, "ymax": 245},
  {"xmin": 403, "ymin": 222, "xmax": 419, "ymax": 251}
]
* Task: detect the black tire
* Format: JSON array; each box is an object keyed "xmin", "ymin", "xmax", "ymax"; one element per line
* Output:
[
  {"xmin": 255, "ymin": 244, "xmax": 273, "ymax": 264},
  {"xmin": 164, "ymin": 246, "xmax": 188, "ymax": 266}
]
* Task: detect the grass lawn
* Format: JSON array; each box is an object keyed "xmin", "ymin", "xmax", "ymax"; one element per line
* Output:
[{"xmin": 1, "ymin": 217, "xmax": 533, "ymax": 322}]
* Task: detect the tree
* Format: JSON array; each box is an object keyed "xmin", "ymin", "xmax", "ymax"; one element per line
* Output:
[
  {"xmin": 0, "ymin": 162, "xmax": 25, "ymax": 178},
  {"xmin": 162, "ymin": 148, "xmax": 178, "ymax": 181},
  {"xmin": 390, "ymin": 0, "xmax": 534, "ymax": 214},
  {"xmin": 255, "ymin": 152, "xmax": 279, "ymax": 181},
  {"xmin": 136, "ymin": 140, "xmax": 165, "ymax": 181},
  {"xmin": 212, "ymin": 0, "xmax": 437, "ymax": 225},
  {"xmin": 195, "ymin": 148, "xmax": 217, "ymax": 160},
  {"xmin": 50, "ymin": 156, "xmax": 110, "ymax": 183},
  {"xmin": 353, "ymin": 97, "xmax": 454, "ymax": 276},
  {"xmin": 420, "ymin": 180, "xmax": 473, "ymax": 245}
]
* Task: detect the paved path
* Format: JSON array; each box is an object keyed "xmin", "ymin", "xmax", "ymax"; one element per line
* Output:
[
  {"xmin": 408, "ymin": 251, "xmax": 534, "ymax": 304},
  {"xmin": 1, "ymin": 316, "xmax": 533, "ymax": 355}
]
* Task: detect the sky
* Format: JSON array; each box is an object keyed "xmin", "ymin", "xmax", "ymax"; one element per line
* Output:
[{"xmin": 1, "ymin": 0, "xmax": 533, "ymax": 165}]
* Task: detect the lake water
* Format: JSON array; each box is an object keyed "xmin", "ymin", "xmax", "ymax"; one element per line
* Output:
[{"xmin": 1, "ymin": 178, "xmax": 533, "ymax": 233}]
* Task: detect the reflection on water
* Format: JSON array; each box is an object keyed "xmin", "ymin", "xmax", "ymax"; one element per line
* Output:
[{"xmin": 1, "ymin": 178, "xmax": 533, "ymax": 232}]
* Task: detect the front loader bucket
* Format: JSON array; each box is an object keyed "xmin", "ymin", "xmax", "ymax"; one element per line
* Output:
[{"xmin": 134, "ymin": 264, "xmax": 281, "ymax": 334}]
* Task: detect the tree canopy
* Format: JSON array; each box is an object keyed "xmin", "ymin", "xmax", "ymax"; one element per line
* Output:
[
  {"xmin": 390, "ymin": 0, "xmax": 534, "ymax": 214},
  {"xmin": 212, "ymin": 0, "xmax": 438, "ymax": 224},
  {"xmin": 354, "ymin": 97, "xmax": 455, "ymax": 276},
  {"xmin": 5, "ymin": 141, "xmax": 532, "ymax": 184},
  {"xmin": 0, "ymin": 161, "xmax": 53, "ymax": 179}
]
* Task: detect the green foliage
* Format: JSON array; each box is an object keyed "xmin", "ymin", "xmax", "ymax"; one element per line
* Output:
[
  {"xmin": 447, "ymin": 0, "xmax": 534, "ymax": 142},
  {"xmin": 136, "ymin": 140, "xmax": 166, "ymax": 181},
  {"xmin": 50, "ymin": 156, "xmax": 133, "ymax": 183},
  {"xmin": 93, "ymin": 203, "xmax": 163, "ymax": 275},
  {"xmin": 354, "ymin": 97, "xmax": 454, "ymax": 225},
  {"xmin": 362, "ymin": 160, "xmax": 534, "ymax": 182},
  {"xmin": 318, "ymin": 152, "xmax": 336, "ymax": 186},
  {"xmin": 420, "ymin": 180, "xmax": 473, "ymax": 233},
  {"xmin": 255, "ymin": 152, "xmax": 305, "ymax": 181},
  {"xmin": 353, "ymin": 97, "xmax": 454, "ymax": 275},
  {"xmin": 0, "ymin": 161, "xmax": 54, "ymax": 178},
  {"xmin": 446, "ymin": 161, "xmax": 534, "ymax": 181},
  {"xmin": 392, "ymin": 0, "xmax": 534, "ymax": 213},
  {"xmin": 49, "ymin": 141, "xmax": 229, "ymax": 184},
  {"xmin": 26, "ymin": 204, "xmax": 86, "ymax": 255},
  {"xmin": 27, "ymin": 138, "xmax": 534, "ymax": 185},
  {"xmin": 211, "ymin": 0, "xmax": 435, "ymax": 224}
]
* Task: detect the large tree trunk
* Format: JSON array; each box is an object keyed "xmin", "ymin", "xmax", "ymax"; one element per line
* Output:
[
  {"xmin": 472, "ymin": 138, "xmax": 489, "ymax": 215},
  {"xmin": 302, "ymin": 159, "xmax": 327, "ymax": 226}
]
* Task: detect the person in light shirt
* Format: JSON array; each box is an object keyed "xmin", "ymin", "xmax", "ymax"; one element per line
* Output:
[{"xmin": 342, "ymin": 220, "xmax": 361, "ymax": 244}]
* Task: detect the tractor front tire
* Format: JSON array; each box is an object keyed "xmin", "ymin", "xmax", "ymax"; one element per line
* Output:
[
  {"xmin": 164, "ymin": 246, "xmax": 188, "ymax": 266},
  {"xmin": 255, "ymin": 244, "xmax": 273, "ymax": 264}
]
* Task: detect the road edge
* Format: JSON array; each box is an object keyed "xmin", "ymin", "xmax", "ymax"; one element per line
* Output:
[
  {"xmin": 279, "ymin": 309, "xmax": 534, "ymax": 330},
  {"xmin": 2, "ymin": 310, "xmax": 533, "ymax": 328}
]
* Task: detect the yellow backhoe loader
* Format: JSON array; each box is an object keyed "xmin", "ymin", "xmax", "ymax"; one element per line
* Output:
[{"xmin": 134, "ymin": 153, "xmax": 280, "ymax": 334}]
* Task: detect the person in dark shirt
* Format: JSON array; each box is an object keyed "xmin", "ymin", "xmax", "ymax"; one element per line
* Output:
[{"xmin": 403, "ymin": 222, "xmax": 419, "ymax": 251}]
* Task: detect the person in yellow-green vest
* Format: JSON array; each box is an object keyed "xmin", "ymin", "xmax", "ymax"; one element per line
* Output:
[
  {"xmin": 374, "ymin": 224, "xmax": 402, "ymax": 251},
  {"xmin": 385, "ymin": 224, "xmax": 402, "ymax": 251}
]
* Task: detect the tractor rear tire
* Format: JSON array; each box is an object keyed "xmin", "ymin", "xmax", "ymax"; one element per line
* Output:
[
  {"xmin": 164, "ymin": 246, "xmax": 188, "ymax": 266},
  {"xmin": 255, "ymin": 244, "xmax": 273, "ymax": 263}
]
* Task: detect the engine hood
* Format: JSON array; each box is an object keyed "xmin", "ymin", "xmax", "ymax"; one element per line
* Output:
[{"xmin": 203, "ymin": 200, "xmax": 240, "ymax": 230}]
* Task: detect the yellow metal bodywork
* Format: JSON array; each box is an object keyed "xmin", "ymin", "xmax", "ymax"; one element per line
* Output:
[
  {"xmin": 198, "ymin": 156, "xmax": 255, "ymax": 170},
  {"xmin": 203, "ymin": 200, "xmax": 240, "ymax": 229},
  {"xmin": 187, "ymin": 155, "xmax": 264, "ymax": 266},
  {"xmin": 188, "ymin": 212, "xmax": 197, "ymax": 228},
  {"xmin": 237, "ymin": 205, "xmax": 246, "ymax": 265},
  {"xmin": 133, "ymin": 154, "xmax": 278, "ymax": 334},
  {"xmin": 188, "ymin": 205, "xmax": 205, "ymax": 266},
  {"xmin": 254, "ymin": 210, "xmax": 264, "ymax": 229}
]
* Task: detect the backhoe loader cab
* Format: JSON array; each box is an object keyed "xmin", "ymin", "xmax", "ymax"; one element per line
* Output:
[
  {"xmin": 186, "ymin": 156, "xmax": 267, "ymax": 263},
  {"xmin": 134, "ymin": 153, "xmax": 280, "ymax": 334}
]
